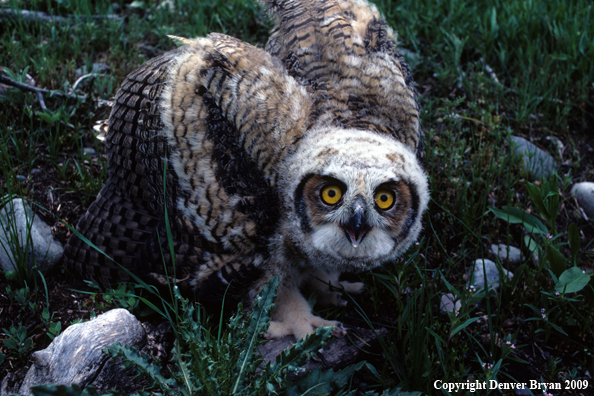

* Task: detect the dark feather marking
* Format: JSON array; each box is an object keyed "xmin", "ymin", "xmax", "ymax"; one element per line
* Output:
[
  {"xmin": 294, "ymin": 173, "xmax": 315, "ymax": 234},
  {"xmin": 202, "ymin": 91, "xmax": 281, "ymax": 249}
]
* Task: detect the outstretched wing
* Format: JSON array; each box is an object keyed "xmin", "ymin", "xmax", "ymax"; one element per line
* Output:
[
  {"xmin": 64, "ymin": 47, "xmax": 196, "ymax": 286},
  {"xmin": 261, "ymin": 0, "xmax": 423, "ymax": 159},
  {"xmin": 65, "ymin": 35, "xmax": 313, "ymax": 296}
]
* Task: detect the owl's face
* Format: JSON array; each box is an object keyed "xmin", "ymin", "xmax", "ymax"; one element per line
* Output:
[{"xmin": 282, "ymin": 128, "xmax": 429, "ymax": 272}]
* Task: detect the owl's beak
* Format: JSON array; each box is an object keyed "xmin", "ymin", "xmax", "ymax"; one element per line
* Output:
[{"xmin": 342, "ymin": 201, "xmax": 372, "ymax": 249}]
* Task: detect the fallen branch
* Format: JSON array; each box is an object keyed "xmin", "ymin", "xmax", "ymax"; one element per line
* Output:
[
  {"xmin": 0, "ymin": 8, "xmax": 121, "ymax": 24},
  {"xmin": 72, "ymin": 72, "xmax": 103, "ymax": 91},
  {"xmin": 0, "ymin": 72, "xmax": 84, "ymax": 102}
]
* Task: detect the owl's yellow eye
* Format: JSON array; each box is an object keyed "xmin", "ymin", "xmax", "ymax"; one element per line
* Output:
[
  {"xmin": 375, "ymin": 189, "xmax": 395, "ymax": 210},
  {"xmin": 321, "ymin": 185, "xmax": 342, "ymax": 205}
]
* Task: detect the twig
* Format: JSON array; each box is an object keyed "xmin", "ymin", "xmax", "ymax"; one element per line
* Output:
[
  {"xmin": 36, "ymin": 91, "xmax": 47, "ymax": 110},
  {"xmin": 72, "ymin": 72, "xmax": 103, "ymax": 91},
  {"xmin": 0, "ymin": 8, "xmax": 121, "ymax": 24},
  {"xmin": 0, "ymin": 72, "xmax": 83, "ymax": 101}
]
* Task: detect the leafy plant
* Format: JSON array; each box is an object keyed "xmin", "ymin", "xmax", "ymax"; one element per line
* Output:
[
  {"xmin": 31, "ymin": 277, "xmax": 406, "ymax": 396},
  {"xmin": 488, "ymin": 174, "xmax": 592, "ymax": 292},
  {"xmin": 105, "ymin": 278, "xmax": 373, "ymax": 396},
  {"xmin": 2, "ymin": 323, "xmax": 33, "ymax": 358},
  {"xmin": 489, "ymin": 174, "xmax": 593, "ymax": 343},
  {"xmin": 0, "ymin": 198, "xmax": 38, "ymax": 285}
]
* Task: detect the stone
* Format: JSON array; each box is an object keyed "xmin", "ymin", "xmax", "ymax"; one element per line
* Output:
[
  {"xmin": 82, "ymin": 147, "xmax": 97, "ymax": 157},
  {"xmin": 571, "ymin": 182, "xmax": 594, "ymax": 220},
  {"xmin": 16, "ymin": 175, "xmax": 26, "ymax": 182},
  {"xmin": 18, "ymin": 309, "xmax": 147, "ymax": 396},
  {"xmin": 30, "ymin": 169, "xmax": 42, "ymax": 175},
  {"xmin": 440, "ymin": 293, "xmax": 461, "ymax": 314},
  {"xmin": 0, "ymin": 198, "xmax": 63, "ymax": 274},
  {"xmin": 490, "ymin": 244, "xmax": 523, "ymax": 265},
  {"xmin": 515, "ymin": 386, "xmax": 532, "ymax": 395},
  {"xmin": 468, "ymin": 259, "xmax": 514, "ymax": 291},
  {"xmin": 510, "ymin": 136, "xmax": 557, "ymax": 180}
]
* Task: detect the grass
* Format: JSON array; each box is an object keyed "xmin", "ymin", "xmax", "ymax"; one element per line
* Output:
[{"xmin": 1, "ymin": 0, "xmax": 593, "ymax": 394}]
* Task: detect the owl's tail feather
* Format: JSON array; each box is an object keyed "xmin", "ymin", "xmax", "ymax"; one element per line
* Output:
[{"xmin": 64, "ymin": 183, "xmax": 159, "ymax": 286}]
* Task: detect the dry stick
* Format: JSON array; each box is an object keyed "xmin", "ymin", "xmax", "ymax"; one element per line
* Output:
[
  {"xmin": 0, "ymin": 8, "xmax": 121, "ymax": 24},
  {"xmin": 0, "ymin": 72, "xmax": 84, "ymax": 103},
  {"xmin": 72, "ymin": 73, "xmax": 102, "ymax": 91},
  {"xmin": 36, "ymin": 91, "xmax": 47, "ymax": 110}
]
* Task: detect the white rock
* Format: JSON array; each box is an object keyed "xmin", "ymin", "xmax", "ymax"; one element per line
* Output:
[
  {"xmin": 0, "ymin": 198, "xmax": 63, "ymax": 273},
  {"xmin": 510, "ymin": 136, "xmax": 557, "ymax": 179},
  {"xmin": 490, "ymin": 244, "xmax": 523, "ymax": 265},
  {"xmin": 82, "ymin": 147, "xmax": 97, "ymax": 156},
  {"xmin": 571, "ymin": 182, "xmax": 594, "ymax": 220},
  {"xmin": 440, "ymin": 293, "xmax": 461, "ymax": 314},
  {"xmin": 468, "ymin": 259, "xmax": 514, "ymax": 291},
  {"xmin": 18, "ymin": 309, "xmax": 146, "ymax": 396}
]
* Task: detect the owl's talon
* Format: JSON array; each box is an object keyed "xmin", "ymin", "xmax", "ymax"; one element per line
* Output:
[
  {"xmin": 265, "ymin": 316, "xmax": 339, "ymax": 340},
  {"xmin": 336, "ymin": 294, "xmax": 348, "ymax": 307},
  {"xmin": 332, "ymin": 322, "xmax": 347, "ymax": 338}
]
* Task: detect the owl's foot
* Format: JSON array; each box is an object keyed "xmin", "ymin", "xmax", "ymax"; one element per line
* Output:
[
  {"xmin": 265, "ymin": 316, "xmax": 345, "ymax": 340},
  {"xmin": 265, "ymin": 282, "xmax": 346, "ymax": 340}
]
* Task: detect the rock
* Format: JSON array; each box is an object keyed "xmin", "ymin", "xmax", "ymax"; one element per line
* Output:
[
  {"xmin": 18, "ymin": 309, "xmax": 147, "ymax": 396},
  {"xmin": 468, "ymin": 259, "xmax": 513, "ymax": 291},
  {"xmin": 16, "ymin": 175, "xmax": 26, "ymax": 182},
  {"xmin": 490, "ymin": 244, "xmax": 523, "ymax": 265},
  {"xmin": 440, "ymin": 293, "xmax": 461, "ymax": 314},
  {"xmin": 571, "ymin": 182, "xmax": 594, "ymax": 220},
  {"xmin": 82, "ymin": 147, "xmax": 97, "ymax": 157},
  {"xmin": 30, "ymin": 169, "xmax": 42, "ymax": 175},
  {"xmin": 0, "ymin": 198, "xmax": 63, "ymax": 274},
  {"xmin": 515, "ymin": 386, "xmax": 532, "ymax": 395},
  {"xmin": 510, "ymin": 136, "xmax": 557, "ymax": 179}
]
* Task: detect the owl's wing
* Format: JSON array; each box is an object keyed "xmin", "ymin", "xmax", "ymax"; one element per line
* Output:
[
  {"xmin": 193, "ymin": 33, "xmax": 313, "ymax": 185},
  {"xmin": 64, "ymin": 47, "xmax": 206, "ymax": 286},
  {"xmin": 260, "ymin": 0, "xmax": 423, "ymax": 159},
  {"xmin": 66, "ymin": 35, "xmax": 312, "ymax": 293}
]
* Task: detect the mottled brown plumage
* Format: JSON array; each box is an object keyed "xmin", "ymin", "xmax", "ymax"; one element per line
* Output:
[{"xmin": 64, "ymin": 0, "xmax": 429, "ymax": 339}]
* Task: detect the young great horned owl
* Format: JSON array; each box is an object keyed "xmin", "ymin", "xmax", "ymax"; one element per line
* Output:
[{"xmin": 64, "ymin": 0, "xmax": 429, "ymax": 339}]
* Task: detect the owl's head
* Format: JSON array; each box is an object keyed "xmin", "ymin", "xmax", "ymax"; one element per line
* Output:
[{"xmin": 280, "ymin": 127, "xmax": 429, "ymax": 272}]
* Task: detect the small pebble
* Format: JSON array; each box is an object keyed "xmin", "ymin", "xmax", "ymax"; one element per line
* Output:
[
  {"xmin": 571, "ymin": 181, "xmax": 594, "ymax": 220},
  {"xmin": 490, "ymin": 244, "xmax": 523, "ymax": 265},
  {"xmin": 510, "ymin": 136, "xmax": 557, "ymax": 180},
  {"xmin": 16, "ymin": 175, "xmax": 26, "ymax": 182},
  {"xmin": 83, "ymin": 147, "xmax": 97, "ymax": 157},
  {"xmin": 468, "ymin": 259, "xmax": 514, "ymax": 291},
  {"xmin": 440, "ymin": 293, "xmax": 461, "ymax": 314},
  {"xmin": 31, "ymin": 168, "xmax": 42, "ymax": 175},
  {"xmin": 515, "ymin": 387, "xmax": 531, "ymax": 396}
]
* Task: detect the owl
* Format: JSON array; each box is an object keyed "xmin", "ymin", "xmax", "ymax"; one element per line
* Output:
[{"xmin": 64, "ymin": 0, "xmax": 429, "ymax": 340}]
